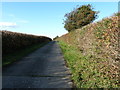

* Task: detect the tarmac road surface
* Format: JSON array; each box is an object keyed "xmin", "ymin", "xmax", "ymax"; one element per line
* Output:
[{"xmin": 2, "ymin": 41, "xmax": 72, "ymax": 88}]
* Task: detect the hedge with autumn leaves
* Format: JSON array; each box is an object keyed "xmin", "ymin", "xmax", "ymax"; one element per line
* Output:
[
  {"xmin": 57, "ymin": 13, "xmax": 119, "ymax": 87},
  {"xmin": 2, "ymin": 30, "xmax": 52, "ymax": 56}
]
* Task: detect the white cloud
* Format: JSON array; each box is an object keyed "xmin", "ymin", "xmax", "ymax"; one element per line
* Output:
[{"xmin": 0, "ymin": 22, "xmax": 17, "ymax": 29}]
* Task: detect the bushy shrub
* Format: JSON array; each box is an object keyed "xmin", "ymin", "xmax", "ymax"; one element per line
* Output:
[{"xmin": 64, "ymin": 4, "xmax": 99, "ymax": 32}]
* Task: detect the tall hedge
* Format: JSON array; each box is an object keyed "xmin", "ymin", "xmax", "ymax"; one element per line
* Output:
[
  {"xmin": 2, "ymin": 30, "xmax": 52, "ymax": 56},
  {"xmin": 64, "ymin": 4, "xmax": 99, "ymax": 32}
]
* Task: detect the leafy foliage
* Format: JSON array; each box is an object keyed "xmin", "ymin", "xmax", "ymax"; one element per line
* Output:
[
  {"xmin": 63, "ymin": 4, "xmax": 98, "ymax": 32},
  {"xmin": 58, "ymin": 41, "xmax": 119, "ymax": 88},
  {"xmin": 57, "ymin": 14, "xmax": 119, "ymax": 88},
  {"xmin": 2, "ymin": 30, "xmax": 52, "ymax": 56}
]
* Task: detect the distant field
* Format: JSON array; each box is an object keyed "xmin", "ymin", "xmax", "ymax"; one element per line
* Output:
[
  {"xmin": 57, "ymin": 14, "xmax": 119, "ymax": 88},
  {"xmin": 2, "ymin": 30, "xmax": 52, "ymax": 66}
]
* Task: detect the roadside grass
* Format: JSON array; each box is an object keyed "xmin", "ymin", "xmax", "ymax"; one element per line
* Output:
[
  {"xmin": 58, "ymin": 41, "xmax": 119, "ymax": 88},
  {"xmin": 3, "ymin": 42, "xmax": 49, "ymax": 67}
]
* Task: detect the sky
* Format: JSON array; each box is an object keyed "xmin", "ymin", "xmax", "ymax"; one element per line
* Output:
[{"xmin": 0, "ymin": 2, "xmax": 118, "ymax": 39}]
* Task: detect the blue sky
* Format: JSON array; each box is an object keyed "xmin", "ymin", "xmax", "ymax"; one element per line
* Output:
[{"xmin": 1, "ymin": 2, "xmax": 118, "ymax": 39}]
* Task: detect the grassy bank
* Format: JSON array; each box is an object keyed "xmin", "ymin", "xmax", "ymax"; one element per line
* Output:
[
  {"xmin": 3, "ymin": 42, "xmax": 49, "ymax": 67},
  {"xmin": 58, "ymin": 41, "xmax": 119, "ymax": 88},
  {"xmin": 56, "ymin": 14, "xmax": 119, "ymax": 88}
]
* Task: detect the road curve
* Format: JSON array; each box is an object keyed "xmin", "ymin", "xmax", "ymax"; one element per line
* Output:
[{"xmin": 3, "ymin": 41, "xmax": 72, "ymax": 88}]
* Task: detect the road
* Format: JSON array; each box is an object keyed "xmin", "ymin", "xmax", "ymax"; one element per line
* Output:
[{"xmin": 2, "ymin": 41, "xmax": 72, "ymax": 88}]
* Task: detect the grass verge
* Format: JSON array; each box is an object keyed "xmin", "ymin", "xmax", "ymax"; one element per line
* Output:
[
  {"xmin": 58, "ymin": 41, "xmax": 119, "ymax": 88},
  {"xmin": 3, "ymin": 42, "xmax": 49, "ymax": 67}
]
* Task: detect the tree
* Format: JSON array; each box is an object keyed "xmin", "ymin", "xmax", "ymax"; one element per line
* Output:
[{"xmin": 63, "ymin": 4, "xmax": 99, "ymax": 32}]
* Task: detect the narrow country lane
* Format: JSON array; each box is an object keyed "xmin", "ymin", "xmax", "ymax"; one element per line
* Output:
[{"xmin": 2, "ymin": 41, "xmax": 72, "ymax": 88}]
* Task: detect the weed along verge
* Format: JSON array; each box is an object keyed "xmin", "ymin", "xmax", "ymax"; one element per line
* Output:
[
  {"xmin": 56, "ymin": 13, "xmax": 119, "ymax": 88},
  {"xmin": 58, "ymin": 41, "xmax": 119, "ymax": 88}
]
